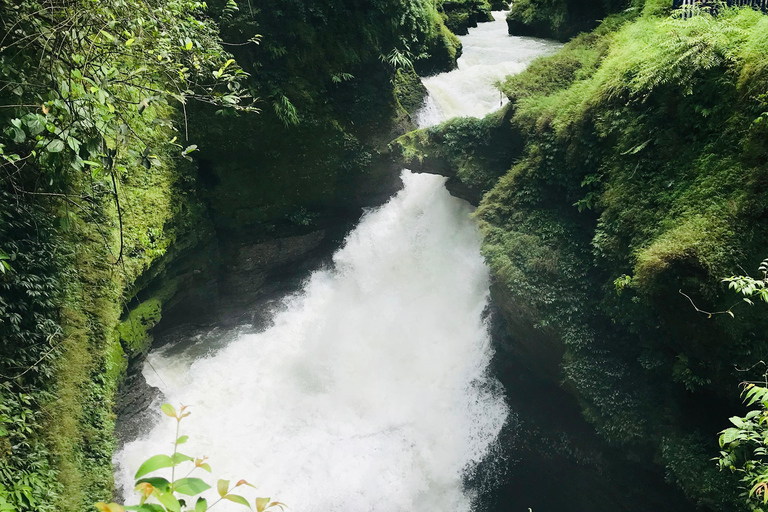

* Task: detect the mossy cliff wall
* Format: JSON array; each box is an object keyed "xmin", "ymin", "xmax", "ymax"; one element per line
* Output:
[
  {"xmin": 392, "ymin": 6, "xmax": 768, "ymax": 510},
  {"xmin": 505, "ymin": 0, "xmax": 663, "ymax": 40},
  {"xmin": 0, "ymin": 1, "xmax": 470, "ymax": 510},
  {"xmin": 0, "ymin": 98, "xmax": 213, "ymax": 511}
]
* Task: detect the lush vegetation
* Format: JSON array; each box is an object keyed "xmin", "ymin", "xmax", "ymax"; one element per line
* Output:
[
  {"xmin": 0, "ymin": 0, "xmax": 250, "ymax": 509},
  {"xmin": 96, "ymin": 404, "xmax": 285, "ymax": 512},
  {"xmin": 720, "ymin": 384, "xmax": 768, "ymax": 512},
  {"xmin": 505, "ymin": 0, "xmax": 663, "ymax": 40},
  {"xmin": 0, "ymin": 0, "xmax": 469, "ymax": 510},
  {"xmin": 399, "ymin": 3, "xmax": 768, "ymax": 509}
]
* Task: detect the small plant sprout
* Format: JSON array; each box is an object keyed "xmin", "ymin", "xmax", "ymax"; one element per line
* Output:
[{"xmin": 95, "ymin": 404, "xmax": 285, "ymax": 512}]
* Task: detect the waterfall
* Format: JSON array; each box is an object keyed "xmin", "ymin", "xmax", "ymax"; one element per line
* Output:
[
  {"xmin": 416, "ymin": 12, "xmax": 562, "ymax": 126},
  {"xmin": 115, "ymin": 172, "xmax": 507, "ymax": 511},
  {"xmin": 115, "ymin": 12, "xmax": 561, "ymax": 512}
]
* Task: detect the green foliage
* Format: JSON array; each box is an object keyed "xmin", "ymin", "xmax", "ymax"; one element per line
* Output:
[
  {"xmin": 436, "ymin": 6, "xmax": 768, "ymax": 509},
  {"xmin": 0, "ymin": 194, "xmax": 63, "ymax": 512},
  {"xmin": 505, "ymin": 0, "xmax": 662, "ymax": 41},
  {"xmin": 718, "ymin": 385, "xmax": 768, "ymax": 511},
  {"xmin": 440, "ymin": 0, "xmax": 494, "ymax": 36},
  {"xmin": 500, "ymin": 30, "xmax": 612, "ymax": 104},
  {"xmin": 96, "ymin": 405, "xmax": 285, "ymax": 512},
  {"xmin": 663, "ymin": 433, "xmax": 741, "ymax": 510},
  {"xmin": 117, "ymin": 299, "xmax": 163, "ymax": 355},
  {"xmin": 0, "ymin": 0, "xmax": 244, "ymax": 509},
  {"xmin": 0, "ymin": 0, "xmax": 254, "ymax": 197},
  {"xmin": 723, "ymin": 258, "xmax": 768, "ymax": 307}
]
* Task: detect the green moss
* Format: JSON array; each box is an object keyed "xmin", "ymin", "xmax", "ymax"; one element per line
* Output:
[
  {"xmin": 116, "ymin": 298, "xmax": 163, "ymax": 355},
  {"xmin": 505, "ymin": 0, "xmax": 641, "ymax": 41},
  {"xmin": 441, "ymin": 0, "xmax": 494, "ymax": 35},
  {"xmin": 394, "ymin": 68, "xmax": 428, "ymax": 116},
  {"xmin": 416, "ymin": 21, "xmax": 463, "ymax": 75},
  {"xmin": 421, "ymin": 6, "xmax": 768, "ymax": 509},
  {"xmin": 634, "ymin": 215, "xmax": 734, "ymax": 291},
  {"xmin": 392, "ymin": 105, "xmax": 523, "ymax": 199}
]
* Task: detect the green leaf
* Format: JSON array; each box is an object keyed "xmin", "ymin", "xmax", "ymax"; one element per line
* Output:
[
  {"xmin": 721, "ymin": 428, "xmax": 741, "ymax": 447},
  {"xmin": 155, "ymin": 491, "xmax": 181, "ymax": 512},
  {"xmin": 224, "ymin": 494, "xmax": 251, "ymax": 508},
  {"xmin": 176, "ymin": 435, "xmax": 188, "ymax": 445},
  {"xmin": 171, "ymin": 452, "xmax": 193, "ymax": 465},
  {"xmin": 24, "ymin": 115, "xmax": 45, "ymax": 136},
  {"xmin": 161, "ymin": 404, "xmax": 177, "ymax": 418},
  {"xmin": 67, "ymin": 137, "xmax": 81, "ymax": 153},
  {"xmin": 47, "ymin": 139, "xmax": 65, "ymax": 152},
  {"xmin": 173, "ymin": 478, "xmax": 210, "ymax": 496},
  {"xmin": 8, "ymin": 126, "xmax": 25, "ymax": 143},
  {"xmin": 195, "ymin": 498, "xmax": 207, "ymax": 512},
  {"xmin": 136, "ymin": 477, "xmax": 171, "ymax": 493},
  {"xmin": 256, "ymin": 497, "xmax": 270, "ymax": 512},
  {"xmin": 217, "ymin": 479, "xmax": 229, "ymax": 497},
  {"xmin": 135, "ymin": 454, "xmax": 174, "ymax": 479}
]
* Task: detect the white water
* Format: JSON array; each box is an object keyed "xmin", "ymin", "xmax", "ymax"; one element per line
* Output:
[
  {"xmin": 115, "ymin": 172, "xmax": 506, "ymax": 511},
  {"xmin": 115, "ymin": 13, "xmax": 561, "ymax": 512},
  {"xmin": 416, "ymin": 11, "xmax": 562, "ymax": 126}
]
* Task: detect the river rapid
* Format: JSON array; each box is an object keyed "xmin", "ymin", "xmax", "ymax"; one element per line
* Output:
[{"xmin": 114, "ymin": 13, "xmax": 560, "ymax": 512}]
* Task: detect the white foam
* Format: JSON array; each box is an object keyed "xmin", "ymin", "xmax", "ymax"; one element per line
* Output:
[
  {"xmin": 418, "ymin": 11, "xmax": 562, "ymax": 127},
  {"xmin": 114, "ymin": 172, "xmax": 508, "ymax": 512}
]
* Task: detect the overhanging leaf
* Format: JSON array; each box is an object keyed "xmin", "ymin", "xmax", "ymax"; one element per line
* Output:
[
  {"xmin": 47, "ymin": 139, "xmax": 65, "ymax": 152},
  {"xmin": 224, "ymin": 494, "xmax": 251, "ymax": 508},
  {"xmin": 173, "ymin": 477, "xmax": 211, "ymax": 495},
  {"xmin": 155, "ymin": 491, "xmax": 181, "ymax": 512},
  {"xmin": 161, "ymin": 403, "xmax": 177, "ymax": 418},
  {"xmin": 136, "ymin": 477, "xmax": 171, "ymax": 493},
  {"xmin": 135, "ymin": 454, "xmax": 174, "ymax": 479},
  {"xmin": 256, "ymin": 497, "xmax": 270, "ymax": 512}
]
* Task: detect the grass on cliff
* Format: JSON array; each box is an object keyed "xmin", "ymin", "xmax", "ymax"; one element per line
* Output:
[{"xmin": 468, "ymin": 7, "xmax": 768, "ymax": 510}]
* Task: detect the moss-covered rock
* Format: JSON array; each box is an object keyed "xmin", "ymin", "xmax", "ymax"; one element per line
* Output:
[
  {"xmin": 394, "ymin": 68, "xmax": 429, "ymax": 116},
  {"xmin": 442, "ymin": 0, "xmax": 494, "ymax": 35},
  {"xmin": 390, "ymin": 104, "xmax": 524, "ymax": 204},
  {"xmin": 416, "ymin": 24, "xmax": 463, "ymax": 75},
  {"xmin": 414, "ymin": 8, "xmax": 768, "ymax": 510},
  {"xmin": 505, "ymin": 0, "xmax": 656, "ymax": 41}
]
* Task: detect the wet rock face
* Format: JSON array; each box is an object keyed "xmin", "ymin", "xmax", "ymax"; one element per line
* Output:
[
  {"xmin": 114, "ymin": 359, "xmax": 163, "ymax": 453},
  {"xmin": 481, "ymin": 292, "xmax": 693, "ymax": 512},
  {"xmin": 220, "ymin": 230, "xmax": 327, "ymax": 305}
]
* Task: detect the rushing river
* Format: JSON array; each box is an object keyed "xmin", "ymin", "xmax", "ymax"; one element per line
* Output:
[
  {"xmin": 115, "ymin": 12, "xmax": 560, "ymax": 512},
  {"xmin": 417, "ymin": 11, "xmax": 561, "ymax": 126}
]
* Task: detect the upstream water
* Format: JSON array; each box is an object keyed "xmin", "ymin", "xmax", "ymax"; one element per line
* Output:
[
  {"xmin": 115, "ymin": 13, "xmax": 559, "ymax": 512},
  {"xmin": 416, "ymin": 11, "xmax": 561, "ymax": 126}
]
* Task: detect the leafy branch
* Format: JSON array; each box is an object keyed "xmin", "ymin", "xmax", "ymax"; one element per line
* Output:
[
  {"xmin": 96, "ymin": 404, "xmax": 285, "ymax": 512},
  {"xmin": 680, "ymin": 257, "xmax": 768, "ymax": 319}
]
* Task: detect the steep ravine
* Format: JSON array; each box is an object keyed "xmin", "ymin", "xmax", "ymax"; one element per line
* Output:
[
  {"xmin": 114, "ymin": 12, "xmax": 694, "ymax": 512},
  {"xmin": 390, "ymin": 3, "xmax": 768, "ymax": 510},
  {"xmin": 392, "ymin": 12, "xmax": 692, "ymax": 512}
]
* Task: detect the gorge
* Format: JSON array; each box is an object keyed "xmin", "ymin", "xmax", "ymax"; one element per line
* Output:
[{"xmin": 3, "ymin": 0, "xmax": 768, "ymax": 511}]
